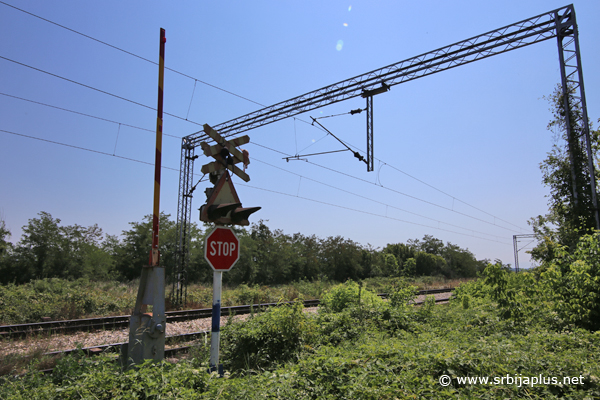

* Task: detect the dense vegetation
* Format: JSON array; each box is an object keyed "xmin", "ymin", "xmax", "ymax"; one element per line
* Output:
[
  {"xmin": 530, "ymin": 85, "xmax": 600, "ymax": 262},
  {"xmin": 0, "ymin": 213, "xmax": 488, "ymax": 287},
  {"xmin": 0, "ymin": 276, "xmax": 465, "ymax": 325},
  {"xmin": 2, "ymin": 255, "xmax": 599, "ymax": 398},
  {"xmin": 2, "ymin": 87, "xmax": 599, "ymax": 398}
]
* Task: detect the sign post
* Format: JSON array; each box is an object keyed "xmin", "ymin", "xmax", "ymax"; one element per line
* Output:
[{"xmin": 204, "ymin": 226, "xmax": 240, "ymax": 375}]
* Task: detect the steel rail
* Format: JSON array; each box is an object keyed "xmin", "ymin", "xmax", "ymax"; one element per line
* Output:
[
  {"xmin": 30, "ymin": 293, "xmax": 454, "ymax": 376},
  {"xmin": 0, "ymin": 288, "xmax": 454, "ymax": 339}
]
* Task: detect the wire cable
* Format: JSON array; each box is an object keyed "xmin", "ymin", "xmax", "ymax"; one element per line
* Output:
[
  {"xmin": 1, "ymin": 87, "xmax": 527, "ymax": 235},
  {"xmin": 0, "ymin": 55, "xmax": 202, "ymax": 127},
  {"xmin": 294, "ymin": 120, "xmax": 529, "ymax": 232},
  {"xmin": 0, "ymin": 128, "xmax": 179, "ymax": 172},
  {"xmin": 382, "ymin": 162, "xmax": 529, "ymax": 232},
  {"xmin": 0, "ymin": 0, "xmax": 266, "ymax": 108},
  {"xmin": 306, "ymin": 158, "xmax": 523, "ymax": 233},
  {"xmin": 248, "ymin": 141, "xmax": 527, "ymax": 234},
  {"xmin": 0, "ymin": 92, "xmax": 182, "ymax": 139},
  {"xmin": 0, "ymin": 126, "xmax": 512, "ymax": 244},
  {"xmin": 238, "ymin": 182, "xmax": 511, "ymax": 245},
  {"xmin": 253, "ymin": 158, "xmax": 509, "ymax": 241}
]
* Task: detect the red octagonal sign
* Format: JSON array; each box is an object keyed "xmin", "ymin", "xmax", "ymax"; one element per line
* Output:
[{"xmin": 204, "ymin": 226, "xmax": 240, "ymax": 271}]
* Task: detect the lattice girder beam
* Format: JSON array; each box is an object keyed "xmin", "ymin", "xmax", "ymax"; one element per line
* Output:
[{"xmin": 183, "ymin": 5, "xmax": 572, "ymax": 145}]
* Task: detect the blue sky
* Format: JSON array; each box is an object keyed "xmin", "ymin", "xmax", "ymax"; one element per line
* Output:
[{"xmin": 1, "ymin": 0, "xmax": 599, "ymax": 270}]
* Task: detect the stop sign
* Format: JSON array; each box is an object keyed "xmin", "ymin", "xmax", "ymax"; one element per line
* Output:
[{"xmin": 204, "ymin": 226, "xmax": 240, "ymax": 271}]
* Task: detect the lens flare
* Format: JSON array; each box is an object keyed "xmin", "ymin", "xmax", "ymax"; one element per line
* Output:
[
  {"xmin": 336, "ymin": 40, "xmax": 344, "ymax": 51},
  {"xmin": 348, "ymin": 5, "xmax": 352, "ymax": 11},
  {"xmin": 343, "ymin": 23, "xmax": 348, "ymax": 27}
]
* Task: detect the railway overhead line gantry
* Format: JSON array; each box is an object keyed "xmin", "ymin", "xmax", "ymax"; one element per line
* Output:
[{"xmin": 173, "ymin": 4, "xmax": 595, "ymax": 305}]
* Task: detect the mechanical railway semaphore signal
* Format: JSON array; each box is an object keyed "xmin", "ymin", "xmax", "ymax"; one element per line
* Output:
[{"xmin": 199, "ymin": 124, "xmax": 260, "ymax": 226}]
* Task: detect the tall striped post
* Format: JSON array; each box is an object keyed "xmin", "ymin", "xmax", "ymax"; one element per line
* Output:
[
  {"xmin": 151, "ymin": 28, "xmax": 166, "ymax": 267},
  {"xmin": 124, "ymin": 28, "xmax": 167, "ymax": 368}
]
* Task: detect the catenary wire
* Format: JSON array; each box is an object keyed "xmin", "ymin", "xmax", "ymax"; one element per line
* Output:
[
  {"xmin": 249, "ymin": 142, "xmax": 527, "ymax": 234},
  {"xmin": 0, "ymin": 1, "xmax": 529, "ymax": 233},
  {"xmin": 253, "ymin": 158, "xmax": 509, "ymax": 241},
  {"xmin": 297, "ymin": 121, "xmax": 529, "ymax": 232},
  {"xmin": 238, "ymin": 183, "xmax": 511, "ymax": 245},
  {"xmin": 0, "ymin": 87, "xmax": 526, "ymax": 237},
  {"xmin": 0, "ymin": 92, "xmax": 182, "ymax": 139},
  {"xmin": 0, "ymin": 128, "xmax": 178, "ymax": 171},
  {"xmin": 0, "ymin": 126, "xmax": 510, "ymax": 244},
  {"xmin": 1, "ymin": 85, "xmax": 526, "ymax": 235},
  {"xmin": 291, "ymin": 120, "xmax": 529, "ymax": 232},
  {"xmin": 0, "ymin": 55, "xmax": 202, "ymax": 127}
]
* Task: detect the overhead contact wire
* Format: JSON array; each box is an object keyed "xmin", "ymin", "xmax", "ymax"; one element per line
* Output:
[
  {"xmin": 238, "ymin": 182, "xmax": 509, "ymax": 244},
  {"xmin": 0, "ymin": 1, "xmax": 266, "ymax": 108},
  {"xmin": 0, "ymin": 92, "xmax": 182, "ymax": 139},
  {"xmin": 253, "ymin": 158, "xmax": 507, "ymax": 240},
  {"xmin": 0, "ymin": 55, "xmax": 202, "ymax": 127}
]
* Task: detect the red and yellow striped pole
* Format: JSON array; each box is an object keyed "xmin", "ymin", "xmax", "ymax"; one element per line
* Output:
[{"xmin": 150, "ymin": 28, "xmax": 166, "ymax": 267}]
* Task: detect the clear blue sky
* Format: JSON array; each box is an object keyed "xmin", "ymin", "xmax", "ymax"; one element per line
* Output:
[{"xmin": 1, "ymin": 0, "xmax": 599, "ymax": 270}]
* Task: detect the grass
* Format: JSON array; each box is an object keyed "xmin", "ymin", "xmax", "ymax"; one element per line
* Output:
[
  {"xmin": 0, "ymin": 276, "xmax": 464, "ymax": 325},
  {"xmin": 0, "ymin": 342, "xmax": 61, "ymax": 376},
  {"xmin": 2, "ymin": 293, "xmax": 598, "ymax": 399}
]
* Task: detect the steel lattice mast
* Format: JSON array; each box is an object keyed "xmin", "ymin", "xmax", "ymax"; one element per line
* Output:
[{"xmin": 173, "ymin": 4, "xmax": 595, "ymax": 306}]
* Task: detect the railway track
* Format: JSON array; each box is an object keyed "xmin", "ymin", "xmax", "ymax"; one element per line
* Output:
[
  {"xmin": 33, "ymin": 293, "xmax": 454, "ymax": 375},
  {"xmin": 5, "ymin": 291, "xmax": 453, "ymax": 376},
  {"xmin": 0, "ymin": 288, "xmax": 454, "ymax": 339}
]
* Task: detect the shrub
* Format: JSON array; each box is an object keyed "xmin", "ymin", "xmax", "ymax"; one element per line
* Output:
[
  {"xmin": 221, "ymin": 300, "xmax": 316, "ymax": 372},
  {"xmin": 0, "ymin": 279, "xmax": 134, "ymax": 324},
  {"xmin": 386, "ymin": 278, "xmax": 417, "ymax": 309},
  {"xmin": 320, "ymin": 280, "xmax": 383, "ymax": 313}
]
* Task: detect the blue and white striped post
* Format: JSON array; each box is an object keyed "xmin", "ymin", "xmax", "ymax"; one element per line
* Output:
[
  {"xmin": 209, "ymin": 270, "xmax": 223, "ymax": 375},
  {"xmin": 204, "ymin": 224, "xmax": 240, "ymax": 376}
]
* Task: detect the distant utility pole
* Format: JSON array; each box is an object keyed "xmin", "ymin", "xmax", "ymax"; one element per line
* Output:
[{"xmin": 513, "ymin": 234, "xmax": 536, "ymax": 272}]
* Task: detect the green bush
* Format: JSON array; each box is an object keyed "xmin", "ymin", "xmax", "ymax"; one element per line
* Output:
[
  {"xmin": 320, "ymin": 280, "xmax": 383, "ymax": 313},
  {"xmin": 1, "ymin": 355, "xmax": 209, "ymax": 399},
  {"xmin": 316, "ymin": 307, "xmax": 374, "ymax": 346},
  {"xmin": 221, "ymin": 300, "xmax": 316, "ymax": 372},
  {"xmin": 386, "ymin": 278, "xmax": 417, "ymax": 309},
  {"xmin": 538, "ymin": 233, "xmax": 600, "ymax": 330}
]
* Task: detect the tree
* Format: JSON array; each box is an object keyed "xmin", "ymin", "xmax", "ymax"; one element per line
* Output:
[
  {"xmin": 0, "ymin": 219, "xmax": 10, "ymax": 256},
  {"xmin": 530, "ymin": 86, "xmax": 600, "ymax": 262},
  {"xmin": 441, "ymin": 243, "xmax": 484, "ymax": 278},
  {"xmin": 319, "ymin": 236, "xmax": 364, "ymax": 282},
  {"xmin": 414, "ymin": 252, "xmax": 447, "ymax": 277},
  {"xmin": 407, "ymin": 235, "xmax": 444, "ymax": 256},
  {"xmin": 0, "ymin": 219, "xmax": 13, "ymax": 283},
  {"xmin": 0, "ymin": 212, "xmax": 114, "ymax": 283},
  {"xmin": 114, "ymin": 212, "xmax": 180, "ymax": 281},
  {"xmin": 382, "ymin": 243, "xmax": 415, "ymax": 272},
  {"xmin": 401, "ymin": 235, "xmax": 484, "ymax": 278}
]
